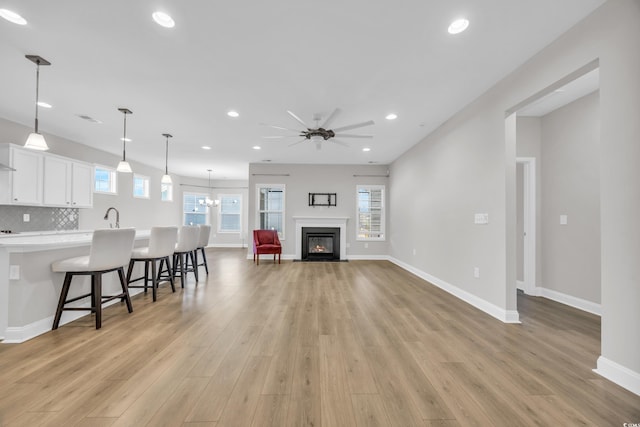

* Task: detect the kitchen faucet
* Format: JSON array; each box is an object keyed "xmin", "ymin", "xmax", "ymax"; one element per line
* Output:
[{"xmin": 104, "ymin": 207, "xmax": 120, "ymax": 229}]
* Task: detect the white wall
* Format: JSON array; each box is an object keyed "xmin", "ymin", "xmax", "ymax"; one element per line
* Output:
[
  {"xmin": 248, "ymin": 163, "xmax": 389, "ymax": 258},
  {"xmin": 0, "ymin": 116, "xmax": 182, "ymax": 229},
  {"xmin": 540, "ymin": 92, "xmax": 601, "ymax": 303},
  {"xmin": 389, "ymin": 0, "xmax": 640, "ymax": 394}
]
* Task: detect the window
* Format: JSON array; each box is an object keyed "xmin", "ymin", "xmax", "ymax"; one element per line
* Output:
[
  {"xmin": 218, "ymin": 194, "xmax": 242, "ymax": 233},
  {"xmin": 183, "ymin": 192, "xmax": 209, "ymax": 225},
  {"xmin": 94, "ymin": 165, "xmax": 117, "ymax": 194},
  {"xmin": 161, "ymin": 182, "xmax": 173, "ymax": 202},
  {"xmin": 133, "ymin": 174, "xmax": 150, "ymax": 198},
  {"xmin": 256, "ymin": 184, "xmax": 285, "ymax": 239},
  {"xmin": 356, "ymin": 185, "xmax": 385, "ymax": 240}
]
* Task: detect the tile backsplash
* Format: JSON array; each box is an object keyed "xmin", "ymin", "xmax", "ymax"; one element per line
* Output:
[{"xmin": 0, "ymin": 206, "xmax": 79, "ymax": 233}]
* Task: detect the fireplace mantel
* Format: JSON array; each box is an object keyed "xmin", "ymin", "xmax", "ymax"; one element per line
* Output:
[{"xmin": 293, "ymin": 216, "xmax": 349, "ymax": 260}]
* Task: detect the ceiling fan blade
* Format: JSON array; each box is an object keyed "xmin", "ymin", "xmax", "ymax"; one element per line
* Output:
[
  {"xmin": 287, "ymin": 110, "xmax": 310, "ymax": 129},
  {"xmin": 333, "ymin": 134, "xmax": 373, "ymax": 139},
  {"xmin": 263, "ymin": 135, "xmax": 301, "ymax": 139},
  {"xmin": 321, "ymin": 108, "xmax": 341, "ymax": 129},
  {"xmin": 260, "ymin": 123, "xmax": 302, "ymax": 133},
  {"xmin": 331, "ymin": 120, "xmax": 375, "ymax": 133},
  {"xmin": 288, "ymin": 139, "xmax": 307, "ymax": 147}
]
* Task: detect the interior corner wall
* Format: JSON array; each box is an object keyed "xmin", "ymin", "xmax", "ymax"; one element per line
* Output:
[
  {"xmin": 247, "ymin": 163, "xmax": 390, "ymax": 258},
  {"xmin": 540, "ymin": 91, "xmax": 601, "ymax": 304},
  {"xmin": 389, "ymin": 0, "xmax": 640, "ymax": 391},
  {"xmin": 0, "ymin": 116, "xmax": 182, "ymax": 229}
]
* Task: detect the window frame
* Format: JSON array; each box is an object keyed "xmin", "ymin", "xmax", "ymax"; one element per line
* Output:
[
  {"xmin": 356, "ymin": 184, "xmax": 386, "ymax": 241},
  {"xmin": 93, "ymin": 165, "xmax": 117, "ymax": 195},
  {"xmin": 217, "ymin": 194, "xmax": 242, "ymax": 233},
  {"xmin": 255, "ymin": 184, "xmax": 286, "ymax": 240},
  {"xmin": 132, "ymin": 174, "xmax": 150, "ymax": 199},
  {"xmin": 183, "ymin": 192, "xmax": 210, "ymax": 226}
]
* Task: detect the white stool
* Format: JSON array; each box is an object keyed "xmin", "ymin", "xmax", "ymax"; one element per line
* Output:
[
  {"xmin": 126, "ymin": 226, "xmax": 178, "ymax": 302},
  {"xmin": 173, "ymin": 226, "xmax": 199, "ymax": 286},
  {"xmin": 52, "ymin": 228, "xmax": 136, "ymax": 330},
  {"xmin": 195, "ymin": 224, "xmax": 211, "ymax": 274}
]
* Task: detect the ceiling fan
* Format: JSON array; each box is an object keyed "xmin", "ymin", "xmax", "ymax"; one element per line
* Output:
[{"xmin": 263, "ymin": 108, "xmax": 374, "ymax": 150}]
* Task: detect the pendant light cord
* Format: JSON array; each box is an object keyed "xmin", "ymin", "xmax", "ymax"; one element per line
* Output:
[
  {"xmin": 34, "ymin": 60, "xmax": 40, "ymax": 133},
  {"xmin": 165, "ymin": 136, "xmax": 169, "ymax": 174},
  {"xmin": 122, "ymin": 111, "xmax": 127, "ymax": 161}
]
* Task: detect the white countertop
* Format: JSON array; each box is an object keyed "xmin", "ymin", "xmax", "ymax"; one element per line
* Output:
[{"xmin": 0, "ymin": 229, "xmax": 150, "ymax": 252}]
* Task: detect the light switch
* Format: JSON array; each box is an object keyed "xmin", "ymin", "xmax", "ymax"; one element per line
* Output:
[
  {"xmin": 474, "ymin": 213, "xmax": 489, "ymax": 224},
  {"xmin": 9, "ymin": 265, "xmax": 20, "ymax": 280},
  {"xmin": 560, "ymin": 214, "xmax": 568, "ymax": 225},
  {"xmin": 23, "ymin": 213, "xmax": 30, "ymax": 222}
]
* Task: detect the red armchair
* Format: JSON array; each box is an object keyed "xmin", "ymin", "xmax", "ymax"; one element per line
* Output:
[{"xmin": 253, "ymin": 230, "xmax": 282, "ymax": 265}]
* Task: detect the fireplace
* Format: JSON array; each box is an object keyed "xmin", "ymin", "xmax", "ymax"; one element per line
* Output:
[{"xmin": 301, "ymin": 227, "xmax": 340, "ymax": 261}]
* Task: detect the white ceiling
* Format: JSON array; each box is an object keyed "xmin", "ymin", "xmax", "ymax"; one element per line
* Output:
[{"xmin": 0, "ymin": 0, "xmax": 605, "ymax": 180}]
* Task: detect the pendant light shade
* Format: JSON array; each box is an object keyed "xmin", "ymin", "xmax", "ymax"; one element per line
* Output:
[
  {"xmin": 24, "ymin": 55, "xmax": 51, "ymax": 151},
  {"xmin": 117, "ymin": 108, "xmax": 133, "ymax": 173},
  {"xmin": 161, "ymin": 133, "xmax": 173, "ymax": 184}
]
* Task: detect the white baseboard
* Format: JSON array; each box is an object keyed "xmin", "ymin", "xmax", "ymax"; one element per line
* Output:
[
  {"xmin": 389, "ymin": 257, "xmax": 520, "ymax": 324},
  {"xmin": 536, "ymin": 287, "xmax": 601, "ymax": 316},
  {"xmin": 594, "ymin": 356, "xmax": 640, "ymax": 396},
  {"xmin": 2, "ymin": 288, "xmax": 145, "ymax": 344},
  {"xmin": 208, "ymin": 243, "xmax": 246, "ymax": 248},
  {"xmin": 346, "ymin": 255, "xmax": 390, "ymax": 261},
  {"xmin": 516, "ymin": 280, "xmax": 525, "ymax": 291}
]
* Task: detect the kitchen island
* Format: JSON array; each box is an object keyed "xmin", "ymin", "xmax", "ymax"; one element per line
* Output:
[{"xmin": 0, "ymin": 229, "xmax": 150, "ymax": 343}]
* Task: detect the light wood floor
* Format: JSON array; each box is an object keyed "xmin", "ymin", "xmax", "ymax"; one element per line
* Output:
[{"xmin": 1, "ymin": 248, "xmax": 639, "ymax": 426}]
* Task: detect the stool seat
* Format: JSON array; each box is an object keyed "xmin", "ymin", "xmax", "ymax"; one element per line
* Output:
[
  {"xmin": 195, "ymin": 224, "xmax": 211, "ymax": 275},
  {"xmin": 126, "ymin": 226, "xmax": 178, "ymax": 302},
  {"xmin": 173, "ymin": 226, "xmax": 199, "ymax": 286},
  {"xmin": 52, "ymin": 228, "xmax": 136, "ymax": 330}
]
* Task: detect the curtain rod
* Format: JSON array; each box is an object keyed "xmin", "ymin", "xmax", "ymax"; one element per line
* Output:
[
  {"xmin": 179, "ymin": 184, "xmax": 248, "ymax": 189},
  {"xmin": 353, "ymin": 173, "xmax": 389, "ymax": 177},
  {"xmin": 251, "ymin": 173, "xmax": 290, "ymax": 176}
]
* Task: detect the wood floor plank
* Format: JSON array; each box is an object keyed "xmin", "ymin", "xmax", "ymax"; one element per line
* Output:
[{"xmin": 0, "ymin": 249, "xmax": 638, "ymax": 426}]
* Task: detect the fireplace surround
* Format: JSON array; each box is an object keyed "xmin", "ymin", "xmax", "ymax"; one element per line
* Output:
[
  {"xmin": 301, "ymin": 227, "xmax": 340, "ymax": 261},
  {"xmin": 293, "ymin": 216, "xmax": 348, "ymax": 261}
]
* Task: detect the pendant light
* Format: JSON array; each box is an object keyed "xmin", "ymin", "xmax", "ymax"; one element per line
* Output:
[
  {"xmin": 161, "ymin": 133, "xmax": 173, "ymax": 184},
  {"xmin": 199, "ymin": 169, "xmax": 219, "ymax": 207},
  {"xmin": 24, "ymin": 55, "xmax": 51, "ymax": 151},
  {"xmin": 116, "ymin": 108, "xmax": 133, "ymax": 173}
]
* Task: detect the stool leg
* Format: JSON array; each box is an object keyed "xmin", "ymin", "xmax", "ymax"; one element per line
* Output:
[
  {"xmin": 151, "ymin": 259, "xmax": 157, "ymax": 302},
  {"xmin": 118, "ymin": 267, "xmax": 133, "ymax": 313},
  {"xmin": 52, "ymin": 272, "xmax": 73, "ymax": 330},
  {"xmin": 190, "ymin": 250, "xmax": 199, "ymax": 282},
  {"xmin": 165, "ymin": 256, "xmax": 175, "ymax": 292},
  {"xmin": 201, "ymin": 247, "xmax": 209, "ymax": 274},
  {"xmin": 143, "ymin": 261, "xmax": 149, "ymax": 293},
  {"xmin": 93, "ymin": 273, "xmax": 102, "ymax": 330},
  {"xmin": 126, "ymin": 259, "xmax": 135, "ymax": 285}
]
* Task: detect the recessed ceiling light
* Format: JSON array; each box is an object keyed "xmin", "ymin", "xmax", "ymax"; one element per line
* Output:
[
  {"xmin": 252, "ymin": 145, "xmax": 261, "ymax": 150},
  {"xmin": 37, "ymin": 101, "xmax": 52, "ymax": 109},
  {"xmin": 0, "ymin": 9, "xmax": 27, "ymax": 25},
  {"xmin": 77, "ymin": 114, "xmax": 102, "ymax": 124},
  {"xmin": 362, "ymin": 147, "xmax": 371, "ymax": 152},
  {"xmin": 120, "ymin": 137, "xmax": 132, "ymax": 142},
  {"xmin": 227, "ymin": 110, "xmax": 239, "ymax": 118},
  {"xmin": 448, "ymin": 18, "xmax": 469, "ymax": 34},
  {"xmin": 385, "ymin": 113, "xmax": 397, "ymax": 120},
  {"xmin": 202, "ymin": 146, "xmax": 211, "ymax": 150},
  {"xmin": 152, "ymin": 11, "xmax": 175, "ymax": 28}
]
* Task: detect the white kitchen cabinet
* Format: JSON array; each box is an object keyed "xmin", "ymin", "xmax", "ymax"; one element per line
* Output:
[
  {"xmin": 70, "ymin": 162, "xmax": 93, "ymax": 208},
  {"xmin": 1, "ymin": 144, "xmax": 93, "ymax": 208},
  {"xmin": 43, "ymin": 155, "xmax": 93, "ymax": 208},
  {"xmin": 0, "ymin": 144, "xmax": 44, "ymax": 205}
]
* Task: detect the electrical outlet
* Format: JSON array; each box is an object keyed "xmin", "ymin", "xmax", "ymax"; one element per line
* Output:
[
  {"xmin": 9, "ymin": 265, "xmax": 20, "ymax": 280},
  {"xmin": 23, "ymin": 213, "xmax": 30, "ymax": 222},
  {"xmin": 474, "ymin": 267, "xmax": 480, "ymax": 278}
]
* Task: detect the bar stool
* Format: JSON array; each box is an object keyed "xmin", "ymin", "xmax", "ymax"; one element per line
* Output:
[
  {"xmin": 195, "ymin": 224, "xmax": 211, "ymax": 275},
  {"xmin": 173, "ymin": 225, "xmax": 199, "ymax": 286},
  {"xmin": 51, "ymin": 228, "xmax": 136, "ymax": 330},
  {"xmin": 125, "ymin": 226, "xmax": 178, "ymax": 302}
]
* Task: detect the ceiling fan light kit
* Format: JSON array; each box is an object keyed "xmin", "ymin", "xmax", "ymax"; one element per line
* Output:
[{"xmin": 264, "ymin": 108, "xmax": 374, "ymax": 150}]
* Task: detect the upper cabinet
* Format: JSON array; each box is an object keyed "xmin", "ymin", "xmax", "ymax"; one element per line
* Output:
[{"xmin": 0, "ymin": 144, "xmax": 93, "ymax": 208}]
